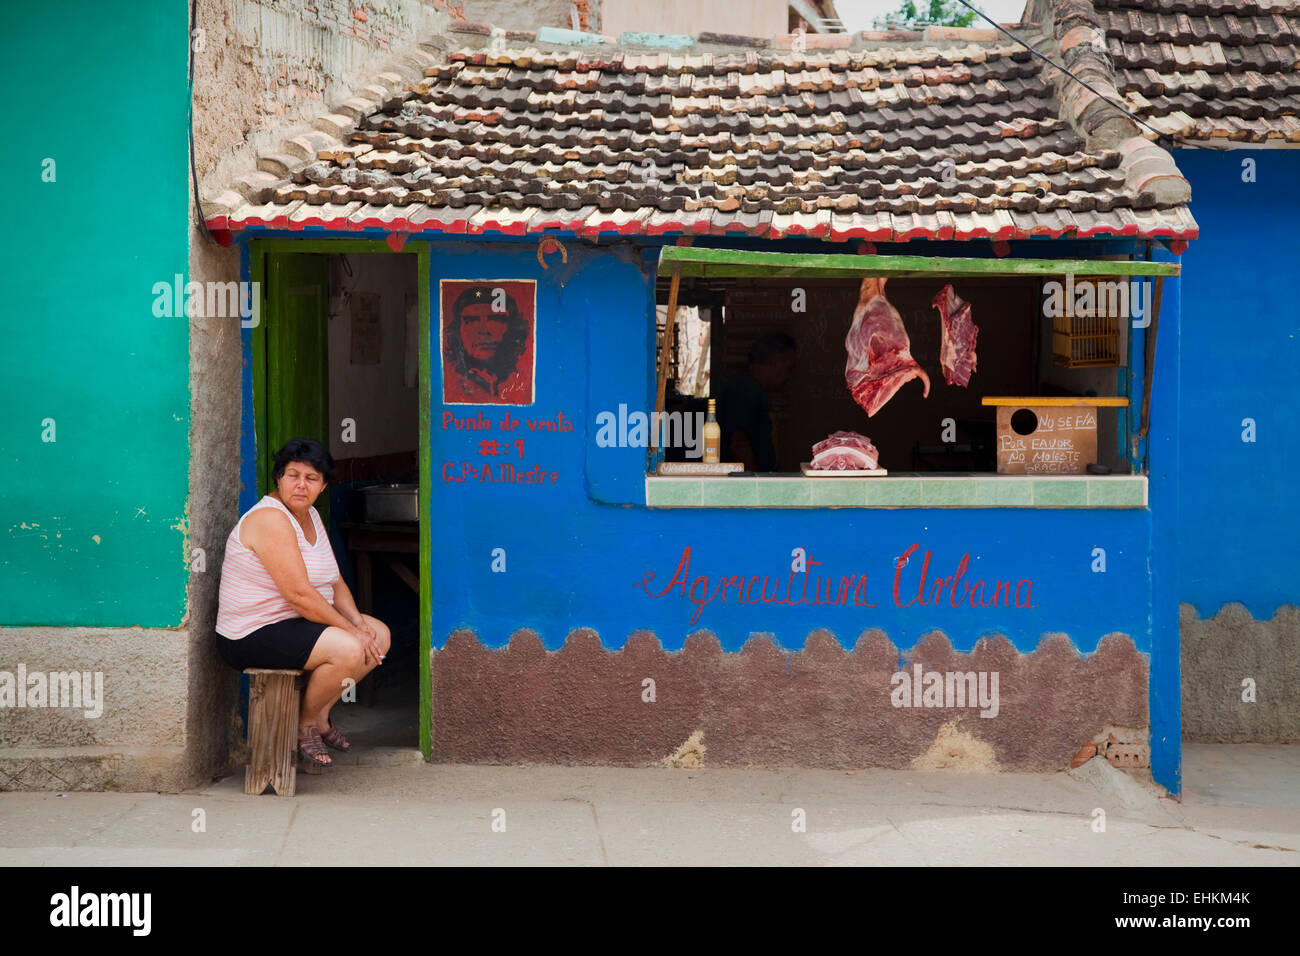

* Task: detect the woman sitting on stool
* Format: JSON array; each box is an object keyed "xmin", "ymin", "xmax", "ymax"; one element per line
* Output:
[{"xmin": 215, "ymin": 437, "xmax": 390, "ymax": 769}]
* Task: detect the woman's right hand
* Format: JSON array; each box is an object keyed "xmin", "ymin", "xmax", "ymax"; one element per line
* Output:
[{"xmin": 350, "ymin": 627, "xmax": 384, "ymax": 666}]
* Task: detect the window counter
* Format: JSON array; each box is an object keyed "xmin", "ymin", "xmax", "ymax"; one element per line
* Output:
[{"xmin": 644, "ymin": 473, "xmax": 1147, "ymax": 508}]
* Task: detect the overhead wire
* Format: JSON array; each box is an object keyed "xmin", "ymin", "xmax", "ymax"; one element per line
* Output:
[{"xmin": 950, "ymin": 0, "xmax": 1178, "ymax": 148}]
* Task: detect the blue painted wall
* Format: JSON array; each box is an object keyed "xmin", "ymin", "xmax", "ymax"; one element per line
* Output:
[
  {"xmin": 1147, "ymin": 244, "xmax": 1183, "ymax": 793},
  {"xmin": 1174, "ymin": 149, "xmax": 1300, "ymax": 621},
  {"xmin": 236, "ymin": 230, "xmax": 1181, "ymax": 789},
  {"xmin": 422, "ymin": 235, "xmax": 1180, "ymax": 789},
  {"xmin": 425, "ymin": 240, "xmax": 1165, "ymax": 660}
]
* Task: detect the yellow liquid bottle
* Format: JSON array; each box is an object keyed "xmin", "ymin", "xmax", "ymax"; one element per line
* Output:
[{"xmin": 703, "ymin": 399, "xmax": 721, "ymax": 463}]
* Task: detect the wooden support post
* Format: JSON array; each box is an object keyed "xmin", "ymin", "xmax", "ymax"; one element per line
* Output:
[
  {"xmin": 693, "ymin": 322, "xmax": 712, "ymax": 395},
  {"xmin": 655, "ymin": 262, "xmax": 683, "ymax": 422},
  {"xmin": 1135, "ymin": 276, "xmax": 1163, "ymax": 467},
  {"xmin": 244, "ymin": 668, "xmax": 306, "ymax": 796},
  {"xmin": 649, "ymin": 262, "xmax": 684, "ymax": 471}
]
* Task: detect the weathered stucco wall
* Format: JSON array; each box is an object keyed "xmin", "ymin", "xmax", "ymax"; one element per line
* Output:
[
  {"xmin": 182, "ymin": 224, "xmax": 246, "ymax": 789},
  {"xmin": 1181, "ymin": 603, "xmax": 1300, "ymax": 743},
  {"xmin": 0, "ymin": 627, "xmax": 192, "ymax": 791},
  {"xmin": 1174, "ymin": 149, "xmax": 1300, "ymax": 743},
  {"xmin": 195, "ymin": 0, "xmax": 453, "ymax": 189},
  {"xmin": 464, "ymin": 0, "xmax": 585, "ymax": 32},
  {"xmin": 435, "ymin": 630, "xmax": 1148, "ymax": 771},
  {"xmin": 601, "ymin": 0, "xmax": 785, "ymax": 38}
]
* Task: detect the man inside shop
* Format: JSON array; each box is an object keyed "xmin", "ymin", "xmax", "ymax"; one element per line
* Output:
[{"xmin": 716, "ymin": 332, "xmax": 797, "ymax": 472}]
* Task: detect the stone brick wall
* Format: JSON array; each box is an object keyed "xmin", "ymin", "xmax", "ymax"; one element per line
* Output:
[{"xmin": 194, "ymin": 0, "xmax": 454, "ymax": 187}]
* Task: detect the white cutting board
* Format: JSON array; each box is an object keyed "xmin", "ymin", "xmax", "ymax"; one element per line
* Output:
[{"xmin": 800, "ymin": 462, "xmax": 889, "ymax": 477}]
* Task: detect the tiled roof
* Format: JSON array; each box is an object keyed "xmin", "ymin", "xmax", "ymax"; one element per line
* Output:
[
  {"xmin": 202, "ymin": 25, "xmax": 1197, "ymax": 243},
  {"xmin": 1058, "ymin": 0, "xmax": 1300, "ymax": 144}
]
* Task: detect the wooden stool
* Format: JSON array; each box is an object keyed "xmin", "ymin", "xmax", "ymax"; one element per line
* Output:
[{"xmin": 244, "ymin": 668, "xmax": 309, "ymax": 796}]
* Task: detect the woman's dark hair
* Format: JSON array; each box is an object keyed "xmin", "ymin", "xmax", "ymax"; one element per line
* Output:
[{"xmin": 272, "ymin": 438, "xmax": 335, "ymax": 484}]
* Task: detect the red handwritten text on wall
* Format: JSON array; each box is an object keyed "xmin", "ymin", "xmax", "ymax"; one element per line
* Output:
[
  {"xmin": 637, "ymin": 544, "xmax": 1036, "ymax": 626},
  {"xmin": 440, "ymin": 409, "xmax": 571, "ymax": 485}
]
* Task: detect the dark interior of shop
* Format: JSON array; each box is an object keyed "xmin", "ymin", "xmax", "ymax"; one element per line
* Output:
[{"xmin": 656, "ymin": 274, "xmax": 1128, "ymax": 474}]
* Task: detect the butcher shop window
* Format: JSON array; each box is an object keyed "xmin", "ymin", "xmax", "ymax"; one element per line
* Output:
[
  {"xmin": 651, "ymin": 247, "xmax": 1177, "ymax": 482},
  {"xmin": 656, "ymin": 273, "xmax": 1119, "ymax": 474}
]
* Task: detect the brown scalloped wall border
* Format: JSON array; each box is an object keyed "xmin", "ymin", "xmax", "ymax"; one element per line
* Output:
[
  {"xmin": 432, "ymin": 628, "xmax": 1147, "ymax": 770},
  {"xmin": 1180, "ymin": 602, "xmax": 1300, "ymax": 742}
]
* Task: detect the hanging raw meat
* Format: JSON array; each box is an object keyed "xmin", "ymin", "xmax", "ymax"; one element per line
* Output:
[
  {"xmin": 810, "ymin": 430, "xmax": 880, "ymax": 470},
  {"xmin": 933, "ymin": 283, "xmax": 978, "ymax": 387},
  {"xmin": 844, "ymin": 277, "xmax": 930, "ymax": 416}
]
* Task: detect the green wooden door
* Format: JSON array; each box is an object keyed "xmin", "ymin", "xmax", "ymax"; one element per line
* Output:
[{"xmin": 264, "ymin": 253, "xmax": 330, "ymax": 522}]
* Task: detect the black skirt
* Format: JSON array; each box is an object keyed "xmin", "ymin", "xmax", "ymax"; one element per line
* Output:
[{"xmin": 216, "ymin": 617, "xmax": 329, "ymax": 671}]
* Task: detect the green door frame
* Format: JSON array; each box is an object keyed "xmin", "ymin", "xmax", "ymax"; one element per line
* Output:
[{"xmin": 250, "ymin": 238, "xmax": 433, "ymax": 761}]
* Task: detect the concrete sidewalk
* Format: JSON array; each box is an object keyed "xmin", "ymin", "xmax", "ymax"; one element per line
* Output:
[{"xmin": 1, "ymin": 744, "xmax": 1297, "ymax": 866}]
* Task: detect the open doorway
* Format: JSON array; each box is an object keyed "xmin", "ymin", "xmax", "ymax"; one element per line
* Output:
[{"xmin": 256, "ymin": 246, "xmax": 425, "ymax": 753}]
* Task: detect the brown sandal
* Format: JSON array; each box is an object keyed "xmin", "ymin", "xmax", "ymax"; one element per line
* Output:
[
  {"xmin": 298, "ymin": 725, "xmax": 332, "ymax": 769},
  {"xmin": 319, "ymin": 719, "xmax": 351, "ymax": 752}
]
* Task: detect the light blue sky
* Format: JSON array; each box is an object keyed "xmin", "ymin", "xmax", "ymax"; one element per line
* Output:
[{"xmin": 834, "ymin": 0, "xmax": 1029, "ymax": 29}]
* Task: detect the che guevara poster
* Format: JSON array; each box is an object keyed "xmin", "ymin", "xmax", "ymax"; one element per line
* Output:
[{"xmin": 439, "ymin": 279, "xmax": 536, "ymax": 406}]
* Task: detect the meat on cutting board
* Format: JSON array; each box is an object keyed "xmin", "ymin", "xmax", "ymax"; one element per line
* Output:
[
  {"xmin": 810, "ymin": 430, "xmax": 880, "ymax": 471},
  {"xmin": 933, "ymin": 283, "xmax": 978, "ymax": 387},
  {"xmin": 844, "ymin": 277, "xmax": 930, "ymax": 416}
]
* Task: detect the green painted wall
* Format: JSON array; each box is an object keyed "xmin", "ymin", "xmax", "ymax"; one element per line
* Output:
[{"xmin": 0, "ymin": 2, "xmax": 190, "ymax": 625}]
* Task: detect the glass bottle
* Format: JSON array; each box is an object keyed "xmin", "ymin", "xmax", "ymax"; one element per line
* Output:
[{"xmin": 703, "ymin": 398, "xmax": 721, "ymax": 463}]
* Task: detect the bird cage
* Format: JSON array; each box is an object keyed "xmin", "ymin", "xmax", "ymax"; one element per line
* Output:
[{"xmin": 1051, "ymin": 277, "xmax": 1122, "ymax": 368}]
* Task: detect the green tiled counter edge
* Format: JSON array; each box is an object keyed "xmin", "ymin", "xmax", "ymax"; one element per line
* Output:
[{"xmin": 645, "ymin": 476, "xmax": 1147, "ymax": 508}]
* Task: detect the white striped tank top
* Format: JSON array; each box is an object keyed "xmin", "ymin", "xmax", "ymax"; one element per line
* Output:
[{"xmin": 216, "ymin": 495, "xmax": 339, "ymax": 639}]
